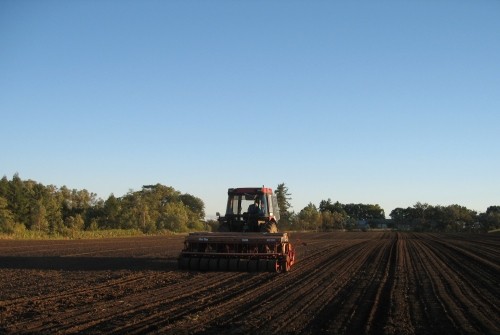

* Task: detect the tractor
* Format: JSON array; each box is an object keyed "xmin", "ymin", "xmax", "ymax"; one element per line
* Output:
[{"xmin": 178, "ymin": 187, "xmax": 295, "ymax": 272}]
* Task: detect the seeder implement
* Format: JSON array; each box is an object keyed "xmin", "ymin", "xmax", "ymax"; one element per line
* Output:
[{"xmin": 178, "ymin": 232, "xmax": 295, "ymax": 273}]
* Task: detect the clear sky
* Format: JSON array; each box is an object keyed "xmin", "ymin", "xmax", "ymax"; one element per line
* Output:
[{"xmin": 1, "ymin": 0, "xmax": 499, "ymax": 218}]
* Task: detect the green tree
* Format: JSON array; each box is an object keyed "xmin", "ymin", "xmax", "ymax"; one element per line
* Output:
[
  {"xmin": 8, "ymin": 173, "xmax": 30, "ymax": 228},
  {"xmin": 117, "ymin": 191, "xmax": 139, "ymax": 229},
  {"xmin": 479, "ymin": 206, "xmax": 500, "ymax": 231},
  {"xmin": 159, "ymin": 202, "xmax": 189, "ymax": 232},
  {"xmin": 30, "ymin": 201, "xmax": 49, "ymax": 232},
  {"xmin": 64, "ymin": 214, "xmax": 85, "ymax": 231},
  {"xmin": 410, "ymin": 202, "xmax": 430, "ymax": 231},
  {"xmin": 444, "ymin": 205, "xmax": 476, "ymax": 232},
  {"xmin": 0, "ymin": 196, "xmax": 16, "ymax": 233},
  {"xmin": 486, "ymin": 206, "xmax": 500, "ymax": 215},
  {"xmin": 179, "ymin": 193, "xmax": 205, "ymax": 219},
  {"xmin": 319, "ymin": 199, "xmax": 348, "ymax": 230},
  {"xmin": 86, "ymin": 198, "xmax": 105, "ymax": 229},
  {"xmin": 275, "ymin": 183, "xmax": 292, "ymax": 227},
  {"xmin": 103, "ymin": 194, "xmax": 121, "ymax": 229},
  {"xmin": 319, "ymin": 199, "xmax": 347, "ymax": 216},
  {"xmin": 343, "ymin": 203, "xmax": 385, "ymax": 221},
  {"xmin": 0, "ymin": 176, "xmax": 9, "ymax": 198},
  {"xmin": 389, "ymin": 207, "xmax": 406, "ymax": 223},
  {"xmin": 321, "ymin": 211, "xmax": 334, "ymax": 231},
  {"xmin": 45, "ymin": 195, "xmax": 64, "ymax": 234},
  {"xmin": 365, "ymin": 204, "xmax": 385, "ymax": 220},
  {"xmin": 333, "ymin": 211, "xmax": 347, "ymax": 230},
  {"xmin": 297, "ymin": 203, "xmax": 321, "ymax": 231}
]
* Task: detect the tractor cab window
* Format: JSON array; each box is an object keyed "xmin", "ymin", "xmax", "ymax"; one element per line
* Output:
[
  {"xmin": 226, "ymin": 193, "xmax": 268, "ymax": 216},
  {"xmin": 260, "ymin": 195, "xmax": 269, "ymax": 215},
  {"xmin": 226, "ymin": 197, "xmax": 239, "ymax": 215},
  {"xmin": 244, "ymin": 194, "xmax": 268, "ymax": 216}
]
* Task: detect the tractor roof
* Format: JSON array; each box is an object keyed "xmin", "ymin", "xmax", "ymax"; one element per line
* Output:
[{"xmin": 228, "ymin": 187, "xmax": 274, "ymax": 195}]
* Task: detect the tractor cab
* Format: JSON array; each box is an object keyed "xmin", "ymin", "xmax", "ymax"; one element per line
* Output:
[{"xmin": 217, "ymin": 187, "xmax": 280, "ymax": 233}]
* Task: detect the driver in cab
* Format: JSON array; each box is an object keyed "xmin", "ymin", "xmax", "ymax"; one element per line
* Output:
[{"xmin": 248, "ymin": 198, "xmax": 263, "ymax": 216}]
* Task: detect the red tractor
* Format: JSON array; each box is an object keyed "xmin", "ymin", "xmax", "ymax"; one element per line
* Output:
[{"xmin": 178, "ymin": 187, "xmax": 295, "ymax": 272}]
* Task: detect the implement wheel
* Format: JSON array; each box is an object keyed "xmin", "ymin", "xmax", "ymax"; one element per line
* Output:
[
  {"xmin": 178, "ymin": 257, "xmax": 190, "ymax": 270},
  {"xmin": 238, "ymin": 259, "xmax": 249, "ymax": 271},
  {"xmin": 219, "ymin": 258, "xmax": 229, "ymax": 271},
  {"xmin": 248, "ymin": 260, "xmax": 258, "ymax": 272},
  {"xmin": 258, "ymin": 259, "xmax": 268, "ymax": 272},
  {"xmin": 199, "ymin": 258, "xmax": 210, "ymax": 271},
  {"xmin": 189, "ymin": 258, "xmax": 200, "ymax": 271},
  {"xmin": 229, "ymin": 259, "xmax": 239, "ymax": 271},
  {"xmin": 209, "ymin": 258, "xmax": 219, "ymax": 271}
]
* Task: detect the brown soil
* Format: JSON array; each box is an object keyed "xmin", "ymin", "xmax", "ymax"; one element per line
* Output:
[{"xmin": 0, "ymin": 232, "xmax": 498, "ymax": 334}]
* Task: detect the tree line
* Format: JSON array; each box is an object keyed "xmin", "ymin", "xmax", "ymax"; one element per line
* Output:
[
  {"xmin": 0, "ymin": 174, "xmax": 205, "ymax": 235},
  {"xmin": 1, "ymin": 176, "xmax": 498, "ymax": 236},
  {"xmin": 273, "ymin": 186, "xmax": 387, "ymax": 232},
  {"xmin": 389, "ymin": 202, "xmax": 500, "ymax": 232},
  {"xmin": 273, "ymin": 184, "xmax": 499, "ymax": 233}
]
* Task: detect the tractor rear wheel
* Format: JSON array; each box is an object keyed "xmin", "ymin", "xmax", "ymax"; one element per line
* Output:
[
  {"xmin": 267, "ymin": 259, "xmax": 280, "ymax": 272},
  {"xmin": 282, "ymin": 256, "xmax": 291, "ymax": 272}
]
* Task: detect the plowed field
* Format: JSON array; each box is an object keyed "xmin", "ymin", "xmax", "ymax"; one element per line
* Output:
[{"xmin": 0, "ymin": 232, "xmax": 498, "ymax": 334}]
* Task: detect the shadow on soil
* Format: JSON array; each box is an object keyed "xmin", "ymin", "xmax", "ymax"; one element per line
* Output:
[{"xmin": 0, "ymin": 256, "xmax": 178, "ymax": 271}]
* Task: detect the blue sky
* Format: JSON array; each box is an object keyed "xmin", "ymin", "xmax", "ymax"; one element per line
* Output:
[{"xmin": 1, "ymin": 0, "xmax": 499, "ymax": 217}]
